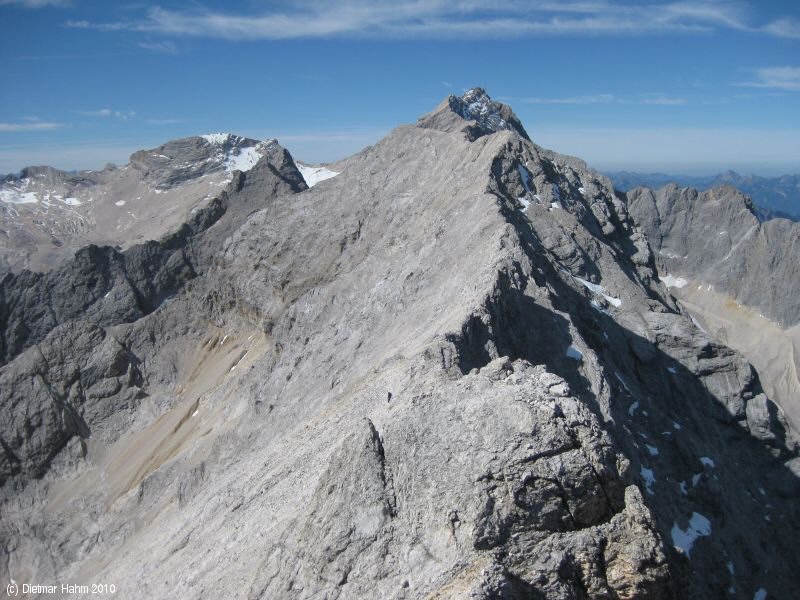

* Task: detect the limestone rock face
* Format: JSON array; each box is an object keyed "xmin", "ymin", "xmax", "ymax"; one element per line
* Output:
[
  {"xmin": 625, "ymin": 184, "xmax": 800, "ymax": 435},
  {"xmin": 626, "ymin": 183, "xmax": 800, "ymax": 328},
  {"xmin": 1, "ymin": 90, "xmax": 798, "ymax": 599}
]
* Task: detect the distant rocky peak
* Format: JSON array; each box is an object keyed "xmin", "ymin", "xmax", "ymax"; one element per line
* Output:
[
  {"xmin": 417, "ymin": 87, "xmax": 531, "ymax": 142},
  {"xmin": 127, "ymin": 134, "xmax": 280, "ymax": 190}
]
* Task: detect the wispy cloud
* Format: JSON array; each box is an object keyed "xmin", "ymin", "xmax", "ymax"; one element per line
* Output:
[
  {"xmin": 0, "ymin": 0, "xmax": 70, "ymax": 7},
  {"xmin": 75, "ymin": 109, "xmax": 137, "ymax": 119},
  {"xmin": 0, "ymin": 120, "xmax": 64, "ymax": 132},
  {"xmin": 761, "ymin": 17, "xmax": 800, "ymax": 39},
  {"xmin": 507, "ymin": 93, "xmax": 687, "ymax": 105},
  {"xmin": 640, "ymin": 93, "xmax": 687, "ymax": 105},
  {"xmin": 62, "ymin": 1, "xmax": 799, "ymax": 40},
  {"xmin": 515, "ymin": 94, "xmax": 618, "ymax": 105},
  {"xmin": 138, "ymin": 41, "xmax": 178, "ymax": 54},
  {"xmin": 145, "ymin": 118, "xmax": 184, "ymax": 125},
  {"xmin": 737, "ymin": 67, "xmax": 800, "ymax": 92}
]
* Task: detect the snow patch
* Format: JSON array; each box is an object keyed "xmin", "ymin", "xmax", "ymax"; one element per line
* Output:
[
  {"xmin": 201, "ymin": 132, "xmax": 231, "ymax": 145},
  {"xmin": 225, "ymin": 146, "xmax": 262, "ymax": 173},
  {"xmin": 700, "ymin": 456, "xmax": 715, "ymax": 468},
  {"xmin": 297, "ymin": 163, "xmax": 340, "ymax": 188},
  {"xmin": 628, "ymin": 400, "xmax": 640, "ymax": 417},
  {"xmin": 671, "ymin": 512, "xmax": 711, "ymax": 558},
  {"xmin": 0, "ymin": 189, "xmax": 39, "ymax": 204},
  {"xmin": 661, "ymin": 273, "xmax": 687, "ymax": 289},
  {"xmin": 646, "ymin": 444, "xmax": 659, "ymax": 456},
  {"xmin": 115, "ymin": 200, "xmax": 126, "ymax": 207},
  {"xmin": 753, "ymin": 589, "xmax": 767, "ymax": 600},
  {"xmin": 574, "ymin": 276, "xmax": 622, "ymax": 307},
  {"xmin": 62, "ymin": 197, "xmax": 82, "ymax": 206}
]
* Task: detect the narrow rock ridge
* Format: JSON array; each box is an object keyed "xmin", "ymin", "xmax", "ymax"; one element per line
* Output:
[{"xmin": 0, "ymin": 90, "xmax": 798, "ymax": 599}]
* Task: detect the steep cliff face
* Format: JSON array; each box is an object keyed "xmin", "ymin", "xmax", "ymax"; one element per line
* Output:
[
  {"xmin": 1, "ymin": 90, "xmax": 798, "ymax": 599},
  {"xmin": 626, "ymin": 184, "xmax": 800, "ymax": 434}
]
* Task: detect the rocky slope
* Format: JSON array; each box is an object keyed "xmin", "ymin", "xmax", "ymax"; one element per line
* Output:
[
  {"xmin": 626, "ymin": 184, "xmax": 800, "ymax": 433},
  {"xmin": 0, "ymin": 133, "xmax": 279, "ymax": 276},
  {"xmin": 1, "ymin": 89, "xmax": 798, "ymax": 599}
]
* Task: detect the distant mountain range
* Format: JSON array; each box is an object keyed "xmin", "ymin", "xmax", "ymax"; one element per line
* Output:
[{"xmin": 606, "ymin": 170, "xmax": 800, "ymax": 221}]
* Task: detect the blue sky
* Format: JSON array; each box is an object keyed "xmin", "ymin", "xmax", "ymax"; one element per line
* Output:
[{"xmin": 1, "ymin": 0, "xmax": 798, "ymax": 175}]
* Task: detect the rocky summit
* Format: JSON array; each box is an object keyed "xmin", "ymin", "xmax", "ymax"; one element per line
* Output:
[{"xmin": 1, "ymin": 89, "xmax": 798, "ymax": 599}]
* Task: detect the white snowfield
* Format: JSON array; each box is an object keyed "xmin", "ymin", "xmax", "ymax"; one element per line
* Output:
[
  {"xmin": 224, "ymin": 147, "xmax": 262, "ymax": 173},
  {"xmin": 296, "ymin": 163, "xmax": 340, "ymax": 188},
  {"xmin": 200, "ymin": 132, "xmax": 231, "ymax": 145},
  {"xmin": 201, "ymin": 133, "xmax": 269, "ymax": 175},
  {"xmin": 0, "ymin": 189, "xmax": 38, "ymax": 204},
  {"xmin": 575, "ymin": 276, "xmax": 623, "ymax": 307},
  {"xmin": 661, "ymin": 273, "xmax": 688, "ymax": 289},
  {"xmin": 670, "ymin": 512, "xmax": 712, "ymax": 558}
]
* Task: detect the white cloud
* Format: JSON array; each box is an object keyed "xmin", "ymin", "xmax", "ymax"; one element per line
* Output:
[
  {"xmin": 62, "ymin": 1, "xmax": 796, "ymax": 40},
  {"xmin": 0, "ymin": 121, "xmax": 64, "ymax": 132},
  {"xmin": 515, "ymin": 94, "xmax": 618, "ymax": 105},
  {"xmin": 138, "ymin": 41, "xmax": 178, "ymax": 54},
  {"xmin": 761, "ymin": 17, "xmax": 800, "ymax": 39},
  {"xmin": 737, "ymin": 67, "xmax": 800, "ymax": 92},
  {"xmin": 145, "ymin": 118, "xmax": 184, "ymax": 125},
  {"xmin": 75, "ymin": 109, "xmax": 137, "ymax": 119},
  {"xmin": 507, "ymin": 93, "xmax": 687, "ymax": 105},
  {"xmin": 641, "ymin": 94, "xmax": 687, "ymax": 105}
]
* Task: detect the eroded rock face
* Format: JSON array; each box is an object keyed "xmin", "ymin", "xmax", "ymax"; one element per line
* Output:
[
  {"xmin": 625, "ymin": 183, "xmax": 800, "ymax": 328},
  {"xmin": 625, "ymin": 183, "xmax": 800, "ymax": 436},
  {"xmin": 1, "ymin": 90, "xmax": 798, "ymax": 599}
]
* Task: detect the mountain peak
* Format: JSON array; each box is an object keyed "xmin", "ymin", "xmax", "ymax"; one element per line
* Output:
[{"xmin": 417, "ymin": 87, "xmax": 530, "ymax": 142}]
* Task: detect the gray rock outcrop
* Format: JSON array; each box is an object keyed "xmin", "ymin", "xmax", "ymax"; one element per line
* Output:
[
  {"xmin": 626, "ymin": 184, "xmax": 800, "ymax": 434},
  {"xmin": 626, "ymin": 183, "xmax": 800, "ymax": 328}
]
